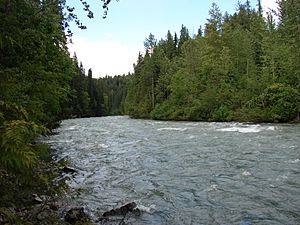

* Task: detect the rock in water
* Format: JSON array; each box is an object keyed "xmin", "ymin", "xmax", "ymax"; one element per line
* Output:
[
  {"xmin": 102, "ymin": 202, "xmax": 137, "ymax": 217},
  {"xmin": 65, "ymin": 207, "xmax": 90, "ymax": 224},
  {"xmin": 32, "ymin": 193, "xmax": 43, "ymax": 204},
  {"xmin": 119, "ymin": 202, "xmax": 137, "ymax": 215},
  {"xmin": 60, "ymin": 166, "xmax": 77, "ymax": 174}
]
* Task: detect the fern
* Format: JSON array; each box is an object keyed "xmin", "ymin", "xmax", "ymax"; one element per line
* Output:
[
  {"xmin": 0, "ymin": 207, "xmax": 17, "ymax": 224},
  {"xmin": 0, "ymin": 100, "xmax": 28, "ymax": 121},
  {"xmin": 0, "ymin": 103, "xmax": 48, "ymax": 172}
]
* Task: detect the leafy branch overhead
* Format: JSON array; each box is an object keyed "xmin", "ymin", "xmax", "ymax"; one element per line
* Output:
[{"xmin": 64, "ymin": 0, "xmax": 118, "ymax": 36}]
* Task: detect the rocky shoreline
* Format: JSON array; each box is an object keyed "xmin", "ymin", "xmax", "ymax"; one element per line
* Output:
[
  {"xmin": 0, "ymin": 196, "xmax": 143, "ymax": 225},
  {"xmin": 0, "ymin": 160, "xmax": 143, "ymax": 225}
]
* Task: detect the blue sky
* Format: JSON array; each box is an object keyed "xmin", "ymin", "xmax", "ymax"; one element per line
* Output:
[{"xmin": 67, "ymin": 0, "xmax": 277, "ymax": 78}]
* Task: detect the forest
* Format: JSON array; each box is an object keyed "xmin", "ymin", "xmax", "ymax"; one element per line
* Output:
[
  {"xmin": 0, "ymin": 0, "xmax": 126, "ymax": 171},
  {"xmin": 125, "ymin": 1, "xmax": 300, "ymax": 123},
  {"xmin": 0, "ymin": 0, "xmax": 126, "ymax": 222},
  {"xmin": 0, "ymin": 0, "xmax": 299, "ymax": 223}
]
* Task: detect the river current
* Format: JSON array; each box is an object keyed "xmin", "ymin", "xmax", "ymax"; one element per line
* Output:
[{"xmin": 43, "ymin": 116, "xmax": 300, "ymax": 224}]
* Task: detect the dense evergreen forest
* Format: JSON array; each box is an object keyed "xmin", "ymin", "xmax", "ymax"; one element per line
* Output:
[
  {"xmin": 67, "ymin": 55, "xmax": 127, "ymax": 118},
  {"xmin": 0, "ymin": 0, "xmax": 124, "ymax": 218},
  {"xmin": 125, "ymin": 0, "xmax": 300, "ymax": 123},
  {"xmin": 0, "ymin": 0, "xmax": 125, "ymax": 168}
]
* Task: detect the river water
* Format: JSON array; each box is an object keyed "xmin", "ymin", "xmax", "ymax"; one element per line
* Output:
[{"xmin": 43, "ymin": 116, "xmax": 300, "ymax": 224}]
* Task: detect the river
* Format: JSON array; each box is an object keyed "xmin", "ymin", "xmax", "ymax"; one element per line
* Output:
[{"xmin": 43, "ymin": 116, "xmax": 300, "ymax": 224}]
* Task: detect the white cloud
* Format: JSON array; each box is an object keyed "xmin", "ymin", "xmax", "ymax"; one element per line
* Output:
[
  {"xmin": 68, "ymin": 36, "xmax": 143, "ymax": 78},
  {"xmin": 261, "ymin": 0, "xmax": 278, "ymax": 14}
]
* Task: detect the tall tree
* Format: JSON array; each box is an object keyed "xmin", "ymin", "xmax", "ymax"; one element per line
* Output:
[
  {"xmin": 144, "ymin": 33, "xmax": 157, "ymax": 54},
  {"xmin": 205, "ymin": 3, "xmax": 223, "ymax": 35},
  {"xmin": 0, "ymin": 0, "xmax": 76, "ymax": 185},
  {"xmin": 163, "ymin": 30, "xmax": 176, "ymax": 59},
  {"xmin": 178, "ymin": 25, "xmax": 190, "ymax": 52}
]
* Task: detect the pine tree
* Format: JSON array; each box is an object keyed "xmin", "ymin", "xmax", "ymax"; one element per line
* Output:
[
  {"xmin": 178, "ymin": 25, "xmax": 190, "ymax": 52},
  {"xmin": 257, "ymin": 0, "xmax": 263, "ymax": 16},
  {"xmin": 196, "ymin": 25, "xmax": 203, "ymax": 38},
  {"xmin": 144, "ymin": 33, "xmax": 157, "ymax": 54},
  {"xmin": 164, "ymin": 30, "xmax": 176, "ymax": 59}
]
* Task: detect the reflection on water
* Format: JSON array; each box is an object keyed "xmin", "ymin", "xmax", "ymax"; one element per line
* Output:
[{"xmin": 43, "ymin": 116, "xmax": 300, "ymax": 224}]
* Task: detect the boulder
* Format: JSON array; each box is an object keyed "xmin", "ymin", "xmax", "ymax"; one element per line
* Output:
[
  {"xmin": 60, "ymin": 166, "xmax": 77, "ymax": 174},
  {"xmin": 32, "ymin": 193, "xmax": 43, "ymax": 204},
  {"xmin": 64, "ymin": 207, "xmax": 91, "ymax": 224},
  {"xmin": 102, "ymin": 202, "xmax": 137, "ymax": 217}
]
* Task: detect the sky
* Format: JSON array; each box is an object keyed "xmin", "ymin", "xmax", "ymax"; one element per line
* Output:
[{"xmin": 67, "ymin": 0, "xmax": 278, "ymax": 78}]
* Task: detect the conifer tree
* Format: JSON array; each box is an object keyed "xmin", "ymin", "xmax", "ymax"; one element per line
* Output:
[{"xmin": 178, "ymin": 25, "xmax": 190, "ymax": 52}]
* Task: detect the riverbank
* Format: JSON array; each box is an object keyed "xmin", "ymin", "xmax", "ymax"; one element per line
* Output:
[
  {"xmin": 0, "ymin": 147, "xmax": 140, "ymax": 225},
  {"xmin": 131, "ymin": 113, "xmax": 300, "ymax": 124},
  {"xmin": 0, "ymin": 153, "xmax": 69, "ymax": 224},
  {"xmin": 0, "ymin": 144, "xmax": 94, "ymax": 225}
]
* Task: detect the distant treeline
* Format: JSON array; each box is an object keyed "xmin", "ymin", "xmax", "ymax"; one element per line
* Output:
[
  {"xmin": 124, "ymin": 0, "xmax": 300, "ymax": 123},
  {"xmin": 67, "ymin": 56, "xmax": 128, "ymax": 118}
]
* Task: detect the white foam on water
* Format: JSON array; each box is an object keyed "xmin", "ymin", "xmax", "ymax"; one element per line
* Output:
[
  {"xmin": 242, "ymin": 171, "xmax": 252, "ymax": 176},
  {"xmin": 218, "ymin": 124, "xmax": 263, "ymax": 133},
  {"xmin": 288, "ymin": 159, "xmax": 300, "ymax": 164},
  {"xmin": 61, "ymin": 139, "xmax": 73, "ymax": 143},
  {"xmin": 65, "ymin": 125, "xmax": 78, "ymax": 131},
  {"xmin": 190, "ymin": 123, "xmax": 200, "ymax": 126},
  {"xmin": 122, "ymin": 140, "xmax": 142, "ymax": 146},
  {"xmin": 146, "ymin": 121, "xmax": 156, "ymax": 126},
  {"xmin": 206, "ymin": 184, "xmax": 218, "ymax": 191},
  {"xmin": 288, "ymin": 145, "xmax": 297, "ymax": 149},
  {"xmin": 266, "ymin": 126, "xmax": 276, "ymax": 131},
  {"xmin": 210, "ymin": 184, "xmax": 218, "ymax": 191},
  {"xmin": 219, "ymin": 127, "xmax": 261, "ymax": 133},
  {"xmin": 218, "ymin": 124, "xmax": 278, "ymax": 133},
  {"xmin": 137, "ymin": 204, "xmax": 156, "ymax": 213},
  {"xmin": 97, "ymin": 143, "xmax": 109, "ymax": 149},
  {"xmin": 157, "ymin": 127, "xmax": 188, "ymax": 131},
  {"xmin": 276, "ymin": 175, "xmax": 288, "ymax": 181}
]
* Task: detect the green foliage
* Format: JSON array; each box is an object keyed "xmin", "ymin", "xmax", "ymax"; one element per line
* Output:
[
  {"xmin": 212, "ymin": 105, "xmax": 232, "ymax": 122},
  {"xmin": 0, "ymin": 101, "xmax": 48, "ymax": 172},
  {"xmin": 67, "ymin": 60, "xmax": 128, "ymax": 117},
  {"xmin": 0, "ymin": 0, "xmax": 121, "ymax": 220},
  {"xmin": 0, "ymin": 0, "xmax": 75, "ymax": 128},
  {"xmin": 125, "ymin": 0, "xmax": 300, "ymax": 123},
  {"xmin": 0, "ymin": 120, "xmax": 46, "ymax": 170},
  {"xmin": 260, "ymin": 84, "xmax": 299, "ymax": 121},
  {"xmin": 0, "ymin": 0, "xmax": 79, "ymax": 179},
  {"xmin": 237, "ymin": 84, "xmax": 300, "ymax": 122},
  {"xmin": 98, "ymin": 75, "xmax": 128, "ymax": 115},
  {"xmin": 67, "ymin": 65, "xmax": 105, "ymax": 118}
]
